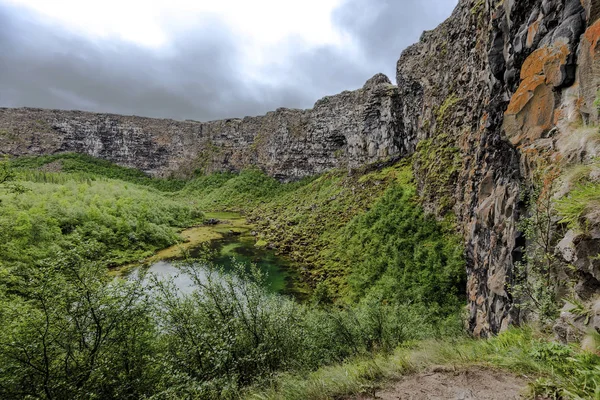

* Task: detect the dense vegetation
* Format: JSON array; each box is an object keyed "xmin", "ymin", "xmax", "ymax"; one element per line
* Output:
[
  {"xmin": 0, "ymin": 165, "xmax": 202, "ymax": 267},
  {"xmin": 0, "ymin": 154, "xmax": 598, "ymax": 399},
  {"xmin": 12, "ymin": 153, "xmax": 186, "ymax": 191},
  {"xmin": 0, "ymin": 250, "xmax": 440, "ymax": 399}
]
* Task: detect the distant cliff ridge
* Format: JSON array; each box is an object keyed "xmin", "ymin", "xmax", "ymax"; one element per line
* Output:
[
  {"xmin": 2, "ymin": 0, "xmax": 600, "ymax": 337},
  {"xmin": 0, "ymin": 74, "xmax": 405, "ymax": 181}
]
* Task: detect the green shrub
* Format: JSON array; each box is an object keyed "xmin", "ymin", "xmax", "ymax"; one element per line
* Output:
[
  {"xmin": 150, "ymin": 261, "xmax": 435, "ymax": 398},
  {"xmin": 339, "ymin": 184, "xmax": 465, "ymax": 315},
  {"xmin": 0, "ymin": 247, "xmax": 161, "ymax": 400},
  {"xmin": 0, "ymin": 175, "xmax": 202, "ymax": 267},
  {"xmin": 11, "ymin": 153, "xmax": 186, "ymax": 191}
]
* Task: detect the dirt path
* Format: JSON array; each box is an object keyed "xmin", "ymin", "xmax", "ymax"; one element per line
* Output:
[{"xmin": 353, "ymin": 367, "xmax": 529, "ymax": 400}]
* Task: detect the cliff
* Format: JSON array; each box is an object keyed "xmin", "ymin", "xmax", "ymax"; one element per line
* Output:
[
  {"xmin": 0, "ymin": 74, "xmax": 403, "ymax": 181},
  {"xmin": 395, "ymin": 0, "xmax": 600, "ymax": 336},
  {"xmin": 2, "ymin": 0, "xmax": 600, "ymax": 337}
]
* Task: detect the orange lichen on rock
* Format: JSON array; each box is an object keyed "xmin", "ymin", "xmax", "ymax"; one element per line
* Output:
[
  {"xmin": 506, "ymin": 74, "xmax": 546, "ymax": 114},
  {"xmin": 503, "ymin": 40, "xmax": 572, "ymax": 146},
  {"xmin": 584, "ymin": 18, "xmax": 600, "ymax": 56},
  {"xmin": 519, "ymin": 40, "xmax": 570, "ymax": 85}
]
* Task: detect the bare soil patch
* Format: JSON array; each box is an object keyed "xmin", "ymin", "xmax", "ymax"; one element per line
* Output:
[{"xmin": 352, "ymin": 366, "xmax": 528, "ymax": 400}]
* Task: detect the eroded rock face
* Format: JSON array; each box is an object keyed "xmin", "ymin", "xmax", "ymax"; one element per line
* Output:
[
  {"xmin": 394, "ymin": 0, "xmax": 595, "ymax": 336},
  {"xmin": 0, "ymin": 75, "xmax": 404, "ymax": 181},
  {"xmin": 1, "ymin": 0, "xmax": 599, "ymax": 336}
]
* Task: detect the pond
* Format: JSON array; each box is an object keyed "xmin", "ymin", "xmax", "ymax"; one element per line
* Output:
[{"xmin": 121, "ymin": 213, "xmax": 301, "ymax": 297}]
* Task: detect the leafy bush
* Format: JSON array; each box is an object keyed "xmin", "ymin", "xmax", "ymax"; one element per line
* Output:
[
  {"xmin": 0, "ymin": 172, "xmax": 202, "ymax": 267},
  {"xmin": 11, "ymin": 153, "xmax": 186, "ymax": 191},
  {"xmin": 148, "ymin": 261, "xmax": 436, "ymax": 398},
  {"xmin": 0, "ymin": 246, "xmax": 161, "ymax": 400},
  {"xmin": 0, "ymin": 254, "xmax": 441, "ymax": 400}
]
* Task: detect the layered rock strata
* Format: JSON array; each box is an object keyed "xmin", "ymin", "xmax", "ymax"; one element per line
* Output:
[{"xmin": 0, "ymin": 74, "xmax": 403, "ymax": 181}]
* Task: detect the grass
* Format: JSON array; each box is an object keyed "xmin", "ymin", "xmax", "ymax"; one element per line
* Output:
[
  {"xmin": 180, "ymin": 169, "xmax": 316, "ymax": 211},
  {"xmin": 556, "ymin": 160, "xmax": 600, "ymax": 232},
  {"xmin": 144, "ymin": 213, "xmax": 254, "ymax": 262},
  {"xmin": 11, "ymin": 153, "xmax": 186, "ymax": 191},
  {"xmin": 247, "ymin": 327, "xmax": 600, "ymax": 400}
]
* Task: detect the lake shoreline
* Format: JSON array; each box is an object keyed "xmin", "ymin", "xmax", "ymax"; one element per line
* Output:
[{"xmin": 110, "ymin": 211, "xmax": 254, "ymax": 275}]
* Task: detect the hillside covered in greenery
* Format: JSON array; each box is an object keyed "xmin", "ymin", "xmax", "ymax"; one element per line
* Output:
[{"xmin": 0, "ymin": 154, "xmax": 598, "ymax": 399}]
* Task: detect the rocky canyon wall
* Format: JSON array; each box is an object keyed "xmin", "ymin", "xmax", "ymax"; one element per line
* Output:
[
  {"xmin": 0, "ymin": 73, "xmax": 404, "ymax": 181},
  {"xmin": 2, "ymin": 0, "xmax": 600, "ymax": 336},
  {"xmin": 396, "ymin": 0, "xmax": 600, "ymax": 336}
]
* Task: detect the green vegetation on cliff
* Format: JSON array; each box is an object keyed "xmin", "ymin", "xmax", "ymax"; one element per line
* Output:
[{"xmin": 340, "ymin": 183, "xmax": 465, "ymax": 316}]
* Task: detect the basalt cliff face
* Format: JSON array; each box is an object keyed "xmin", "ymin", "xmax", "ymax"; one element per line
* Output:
[
  {"xmin": 0, "ymin": 73, "xmax": 404, "ymax": 181},
  {"xmin": 2, "ymin": 0, "xmax": 600, "ymax": 336}
]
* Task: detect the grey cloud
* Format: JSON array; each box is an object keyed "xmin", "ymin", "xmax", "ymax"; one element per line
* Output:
[
  {"xmin": 0, "ymin": 5, "xmax": 254, "ymax": 120},
  {"xmin": 0, "ymin": 0, "xmax": 457, "ymax": 121},
  {"xmin": 333, "ymin": 0, "xmax": 458, "ymax": 79}
]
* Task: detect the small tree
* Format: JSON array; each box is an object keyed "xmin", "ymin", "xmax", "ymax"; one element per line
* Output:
[
  {"xmin": 0, "ymin": 158, "xmax": 27, "ymax": 195},
  {"xmin": 512, "ymin": 157, "xmax": 563, "ymax": 326}
]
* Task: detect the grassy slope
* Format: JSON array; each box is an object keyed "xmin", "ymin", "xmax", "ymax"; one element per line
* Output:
[
  {"xmin": 7, "ymin": 153, "xmax": 467, "ymax": 313},
  {"xmin": 247, "ymin": 327, "xmax": 600, "ymax": 400},
  {"xmin": 170, "ymin": 164, "xmax": 404, "ymax": 295},
  {"xmin": 248, "ymin": 166, "xmax": 402, "ymax": 294},
  {"xmin": 177, "ymin": 161, "xmax": 465, "ymax": 313},
  {"xmin": 11, "ymin": 153, "xmax": 186, "ymax": 191},
  {"xmin": 1, "ymin": 157, "xmax": 203, "ymax": 267}
]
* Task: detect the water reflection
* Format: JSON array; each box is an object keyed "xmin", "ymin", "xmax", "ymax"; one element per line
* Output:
[{"xmin": 132, "ymin": 235, "xmax": 296, "ymax": 295}]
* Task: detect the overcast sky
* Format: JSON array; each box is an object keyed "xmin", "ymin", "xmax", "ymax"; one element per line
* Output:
[{"xmin": 0, "ymin": 0, "xmax": 457, "ymax": 121}]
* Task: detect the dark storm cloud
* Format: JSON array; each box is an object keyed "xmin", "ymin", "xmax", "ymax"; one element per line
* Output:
[
  {"xmin": 0, "ymin": 4, "xmax": 267, "ymax": 120},
  {"xmin": 0, "ymin": 1, "xmax": 456, "ymax": 121}
]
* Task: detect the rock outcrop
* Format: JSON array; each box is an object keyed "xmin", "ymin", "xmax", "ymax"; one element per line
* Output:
[
  {"xmin": 2, "ymin": 0, "xmax": 600, "ymax": 337},
  {"xmin": 392, "ymin": 0, "xmax": 599, "ymax": 336}
]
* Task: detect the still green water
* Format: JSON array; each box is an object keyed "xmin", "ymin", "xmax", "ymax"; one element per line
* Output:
[{"xmin": 130, "ymin": 213, "xmax": 299, "ymax": 296}]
